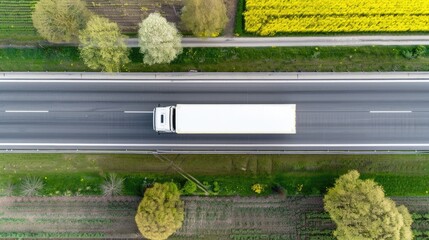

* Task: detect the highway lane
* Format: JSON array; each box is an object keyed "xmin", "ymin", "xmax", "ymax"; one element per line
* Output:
[{"xmin": 0, "ymin": 72, "xmax": 429, "ymax": 151}]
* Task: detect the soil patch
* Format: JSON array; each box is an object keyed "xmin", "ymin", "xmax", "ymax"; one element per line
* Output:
[
  {"xmin": 223, "ymin": 0, "xmax": 239, "ymax": 36},
  {"xmin": 85, "ymin": 0, "xmax": 237, "ymax": 36}
]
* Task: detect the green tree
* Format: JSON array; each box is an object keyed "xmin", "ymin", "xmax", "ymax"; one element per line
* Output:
[
  {"xmin": 324, "ymin": 170, "xmax": 413, "ymax": 240},
  {"xmin": 79, "ymin": 16, "xmax": 129, "ymax": 72},
  {"xmin": 138, "ymin": 13, "xmax": 182, "ymax": 65},
  {"xmin": 181, "ymin": 0, "xmax": 228, "ymax": 37},
  {"xmin": 135, "ymin": 182, "xmax": 184, "ymax": 240},
  {"xmin": 32, "ymin": 0, "xmax": 91, "ymax": 43}
]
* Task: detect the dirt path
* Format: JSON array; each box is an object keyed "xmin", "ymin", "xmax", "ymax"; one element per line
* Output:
[{"xmin": 224, "ymin": 0, "xmax": 239, "ymax": 36}]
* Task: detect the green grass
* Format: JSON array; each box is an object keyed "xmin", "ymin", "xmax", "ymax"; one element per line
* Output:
[
  {"xmin": 2, "ymin": 46, "xmax": 429, "ymax": 72},
  {"xmin": 234, "ymin": 0, "xmax": 245, "ymax": 36},
  {"xmin": 0, "ymin": 154, "xmax": 428, "ymax": 197}
]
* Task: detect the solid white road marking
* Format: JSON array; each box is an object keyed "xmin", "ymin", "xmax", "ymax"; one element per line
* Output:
[
  {"xmin": 5, "ymin": 110, "xmax": 49, "ymax": 113},
  {"xmin": 0, "ymin": 143, "xmax": 428, "ymax": 147},
  {"xmin": 123, "ymin": 111, "xmax": 153, "ymax": 114},
  {"xmin": 370, "ymin": 110, "xmax": 412, "ymax": 113},
  {"xmin": 2, "ymin": 79, "xmax": 429, "ymax": 84}
]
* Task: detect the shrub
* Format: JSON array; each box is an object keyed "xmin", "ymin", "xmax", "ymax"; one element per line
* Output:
[
  {"xmin": 401, "ymin": 50, "xmax": 414, "ymax": 59},
  {"xmin": 21, "ymin": 176, "xmax": 44, "ymax": 196},
  {"xmin": 140, "ymin": 177, "xmax": 155, "ymax": 196},
  {"xmin": 251, "ymin": 183, "xmax": 264, "ymax": 194},
  {"xmin": 101, "ymin": 173, "xmax": 124, "ymax": 196},
  {"xmin": 272, "ymin": 183, "xmax": 286, "ymax": 196},
  {"xmin": 213, "ymin": 181, "xmax": 220, "ymax": 193},
  {"xmin": 182, "ymin": 180, "xmax": 197, "ymax": 194},
  {"xmin": 414, "ymin": 45, "xmax": 426, "ymax": 58},
  {"xmin": 401, "ymin": 46, "xmax": 426, "ymax": 59},
  {"xmin": 1, "ymin": 181, "xmax": 15, "ymax": 196}
]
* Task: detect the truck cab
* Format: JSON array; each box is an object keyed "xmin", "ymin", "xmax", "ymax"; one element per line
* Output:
[{"xmin": 153, "ymin": 106, "xmax": 176, "ymax": 133}]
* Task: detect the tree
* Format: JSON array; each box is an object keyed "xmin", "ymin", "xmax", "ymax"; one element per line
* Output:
[
  {"xmin": 135, "ymin": 182, "xmax": 184, "ymax": 240},
  {"xmin": 181, "ymin": 0, "xmax": 228, "ymax": 37},
  {"xmin": 324, "ymin": 170, "xmax": 413, "ymax": 240},
  {"xmin": 138, "ymin": 13, "xmax": 182, "ymax": 65},
  {"xmin": 79, "ymin": 16, "xmax": 129, "ymax": 72},
  {"xmin": 32, "ymin": 0, "xmax": 91, "ymax": 43}
]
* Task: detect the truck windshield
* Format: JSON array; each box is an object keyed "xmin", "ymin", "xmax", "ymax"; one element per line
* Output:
[{"xmin": 172, "ymin": 108, "xmax": 176, "ymax": 131}]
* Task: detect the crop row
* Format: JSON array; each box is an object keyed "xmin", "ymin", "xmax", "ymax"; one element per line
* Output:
[
  {"xmin": 35, "ymin": 218, "xmax": 113, "ymax": 224},
  {"xmin": 244, "ymin": 0, "xmax": 429, "ymax": 35},
  {"xmin": 0, "ymin": 232, "xmax": 105, "ymax": 238},
  {"xmin": 246, "ymin": 0, "xmax": 429, "ymax": 15},
  {"xmin": 229, "ymin": 234, "xmax": 294, "ymax": 240},
  {"xmin": 246, "ymin": 15, "xmax": 429, "ymax": 35},
  {"xmin": 0, "ymin": 0, "xmax": 37, "ymax": 36}
]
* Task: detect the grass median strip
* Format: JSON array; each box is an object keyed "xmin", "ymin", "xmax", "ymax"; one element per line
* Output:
[
  {"xmin": 2, "ymin": 46, "xmax": 429, "ymax": 72},
  {"xmin": 0, "ymin": 153, "xmax": 428, "ymax": 197}
]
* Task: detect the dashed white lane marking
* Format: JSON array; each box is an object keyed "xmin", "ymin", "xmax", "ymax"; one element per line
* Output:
[
  {"xmin": 370, "ymin": 110, "xmax": 412, "ymax": 113},
  {"xmin": 123, "ymin": 111, "xmax": 153, "ymax": 114},
  {"xmin": 5, "ymin": 110, "xmax": 49, "ymax": 113}
]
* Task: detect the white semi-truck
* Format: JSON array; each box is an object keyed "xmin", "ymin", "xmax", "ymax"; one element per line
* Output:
[{"xmin": 153, "ymin": 104, "xmax": 296, "ymax": 134}]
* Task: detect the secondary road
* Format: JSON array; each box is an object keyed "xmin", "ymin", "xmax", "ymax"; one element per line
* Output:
[
  {"xmin": 0, "ymin": 72, "xmax": 429, "ymax": 151},
  {"xmin": 142, "ymin": 35, "xmax": 429, "ymax": 47},
  {"xmin": 4, "ymin": 35, "xmax": 429, "ymax": 48}
]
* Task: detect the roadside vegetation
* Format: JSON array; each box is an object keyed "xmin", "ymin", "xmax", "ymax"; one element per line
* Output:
[
  {"xmin": 1, "ymin": 153, "xmax": 429, "ymax": 197},
  {"xmin": 5, "ymin": 0, "xmax": 429, "ymax": 72},
  {"xmin": 2, "ymin": 45, "xmax": 429, "ymax": 72}
]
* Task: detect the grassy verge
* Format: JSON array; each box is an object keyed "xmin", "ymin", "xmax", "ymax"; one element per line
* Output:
[
  {"xmin": 2, "ymin": 46, "xmax": 429, "ymax": 72},
  {"xmin": 234, "ymin": 0, "xmax": 245, "ymax": 36},
  {"xmin": 0, "ymin": 154, "xmax": 428, "ymax": 197}
]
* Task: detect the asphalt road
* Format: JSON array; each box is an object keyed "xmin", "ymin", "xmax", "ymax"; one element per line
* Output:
[
  {"xmin": 1, "ymin": 72, "xmax": 429, "ymax": 151},
  {"xmin": 160, "ymin": 35, "xmax": 429, "ymax": 47},
  {"xmin": 5, "ymin": 35, "xmax": 429, "ymax": 49}
]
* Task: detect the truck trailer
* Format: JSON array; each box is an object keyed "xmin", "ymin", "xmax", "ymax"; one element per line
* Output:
[{"xmin": 153, "ymin": 104, "xmax": 296, "ymax": 134}]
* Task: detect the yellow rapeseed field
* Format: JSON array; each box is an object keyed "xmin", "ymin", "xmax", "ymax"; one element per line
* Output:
[{"xmin": 244, "ymin": 0, "xmax": 429, "ymax": 35}]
